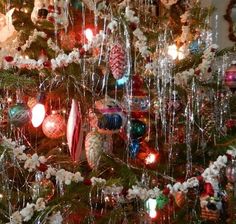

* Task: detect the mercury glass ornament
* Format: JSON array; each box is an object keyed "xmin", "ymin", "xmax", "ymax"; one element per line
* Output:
[
  {"xmin": 30, "ymin": 171, "xmax": 55, "ymax": 202},
  {"xmin": 225, "ymin": 61, "xmax": 236, "ymax": 92},
  {"xmin": 8, "ymin": 103, "xmax": 31, "ymax": 127}
]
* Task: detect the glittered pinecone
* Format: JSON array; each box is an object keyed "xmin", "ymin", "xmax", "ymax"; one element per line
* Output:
[
  {"xmin": 85, "ymin": 130, "xmax": 105, "ymax": 169},
  {"xmin": 109, "ymin": 42, "xmax": 126, "ymax": 80}
]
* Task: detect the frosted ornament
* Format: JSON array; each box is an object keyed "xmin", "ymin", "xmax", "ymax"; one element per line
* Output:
[
  {"xmin": 31, "ymin": 0, "xmax": 69, "ymax": 29},
  {"xmin": 85, "ymin": 129, "xmax": 105, "ymax": 169},
  {"xmin": 0, "ymin": 8, "xmax": 17, "ymax": 44}
]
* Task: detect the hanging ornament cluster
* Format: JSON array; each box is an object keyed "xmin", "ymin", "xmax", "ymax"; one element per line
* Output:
[
  {"xmin": 225, "ymin": 61, "xmax": 236, "ymax": 92},
  {"xmin": 42, "ymin": 113, "xmax": 66, "ymax": 139},
  {"xmin": 109, "ymin": 41, "xmax": 127, "ymax": 80},
  {"xmin": 8, "ymin": 103, "xmax": 31, "ymax": 127},
  {"xmin": 95, "ymin": 97, "xmax": 126, "ymax": 134},
  {"xmin": 31, "ymin": 0, "xmax": 69, "ymax": 29}
]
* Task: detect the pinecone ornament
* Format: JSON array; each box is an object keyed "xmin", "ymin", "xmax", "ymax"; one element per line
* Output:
[
  {"xmin": 109, "ymin": 42, "xmax": 127, "ymax": 80},
  {"xmin": 85, "ymin": 129, "xmax": 105, "ymax": 169}
]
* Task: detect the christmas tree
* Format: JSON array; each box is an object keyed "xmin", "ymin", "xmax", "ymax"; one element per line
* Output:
[{"xmin": 0, "ymin": 0, "xmax": 236, "ymax": 223}]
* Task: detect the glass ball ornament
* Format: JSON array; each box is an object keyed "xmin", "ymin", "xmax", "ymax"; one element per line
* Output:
[
  {"xmin": 123, "ymin": 90, "xmax": 150, "ymax": 116},
  {"xmin": 132, "ymin": 74, "xmax": 144, "ymax": 90},
  {"xmin": 225, "ymin": 61, "xmax": 236, "ymax": 91},
  {"xmin": 30, "ymin": 174, "xmax": 55, "ymax": 202},
  {"xmin": 129, "ymin": 139, "xmax": 140, "ymax": 159},
  {"xmin": 8, "ymin": 103, "xmax": 31, "ymax": 127},
  {"xmin": 189, "ymin": 39, "xmax": 202, "ymax": 55},
  {"xmin": 226, "ymin": 160, "xmax": 236, "ymax": 183},
  {"xmin": 97, "ymin": 113, "xmax": 123, "ymax": 132},
  {"xmin": 130, "ymin": 119, "xmax": 147, "ymax": 139},
  {"xmin": 95, "ymin": 97, "xmax": 126, "ymax": 134},
  {"xmin": 42, "ymin": 113, "xmax": 66, "ymax": 139}
]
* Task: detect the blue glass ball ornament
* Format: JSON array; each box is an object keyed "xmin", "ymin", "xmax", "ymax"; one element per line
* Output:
[
  {"xmin": 8, "ymin": 103, "xmax": 31, "ymax": 127},
  {"xmin": 189, "ymin": 40, "xmax": 201, "ymax": 55},
  {"xmin": 98, "ymin": 114, "xmax": 123, "ymax": 131},
  {"xmin": 129, "ymin": 139, "xmax": 140, "ymax": 159},
  {"xmin": 130, "ymin": 119, "xmax": 147, "ymax": 139}
]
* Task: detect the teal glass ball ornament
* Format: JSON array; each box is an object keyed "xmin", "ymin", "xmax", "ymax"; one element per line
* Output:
[
  {"xmin": 71, "ymin": 0, "xmax": 83, "ymax": 10},
  {"xmin": 8, "ymin": 103, "xmax": 31, "ymax": 127},
  {"xmin": 130, "ymin": 119, "xmax": 147, "ymax": 139}
]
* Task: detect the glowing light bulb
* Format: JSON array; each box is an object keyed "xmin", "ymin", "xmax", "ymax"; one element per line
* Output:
[
  {"xmin": 31, "ymin": 103, "xmax": 46, "ymax": 127},
  {"xmin": 168, "ymin": 44, "xmax": 178, "ymax": 60},
  {"xmin": 84, "ymin": 28, "xmax": 93, "ymax": 42},
  {"xmin": 145, "ymin": 153, "xmax": 156, "ymax": 165},
  {"xmin": 145, "ymin": 198, "xmax": 157, "ymax": 219},
  {"xmin": 167, "ymin": 44, "xmax": 186, "ymax": 60}
]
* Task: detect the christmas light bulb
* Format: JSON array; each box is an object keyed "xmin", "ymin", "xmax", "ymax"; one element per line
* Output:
[
  {"xmin": 31, "ymin": 103, "xmax": 46, "ymax": 127},
  {"xmin": 145, "ymin": 153, "xmax": 156, "ymax": 165},
  {"xmin": 84, "ymin": 28, "xmax": 93, "ymax": 42},
  {"xmin": 168, "ymin": 44, "xmax": 178, "ymax": 60},
  {"xmin": 168, "ymin": 44, "xmax": 186, "ymax": 60},
  {"xmin": 145, "ymin": 198, "xmax": 157, "ymax": 218}
]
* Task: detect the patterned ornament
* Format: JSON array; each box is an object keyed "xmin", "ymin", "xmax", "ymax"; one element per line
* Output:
[
  {"xmin": 109, "ymin": 42, "xmax": 127, "ymax": 80},
  {"xmin": 8, "ymin": 103, "xmax": 31, "ymax": 127},
  {"xmin": 85, "ymin": 130, "xmax": 105, "ymax": 169},
  {"xmin": 225, "ymin": 61, "xmax": 236, "ymax": 91},
  {"xmin": 174, "ymin": 191, "xmax": 185, "ymax": 207},
  {"xmin": 67, "ymin": 99, "xmax": 83, "ymax": 162},
  {"xmin": 42, "ymin": 114, "xmax": 66, "ymax": 139},
  {"xmin": 95, "ymin": 97, "xmax": 126, "ymax": 134},
  {"xmin": 200, "ymin": 196, "xmax": 220, "ymax": 221}
]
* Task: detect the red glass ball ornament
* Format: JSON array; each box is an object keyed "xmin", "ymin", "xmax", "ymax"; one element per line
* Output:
[
  {"xmin": 42, "ymin": 114, "xmax": 66, "ymax": 139},
  {"xmin": 5, "ymin": 56, "xmax": 13, "ymax": 62},
  {"xmin": 132, "ymin": 74, "xmax": 144, "ymax": 90},
  {"xmin": 225, "ymin": 62, "xmax": 236, "ymax": 91}
]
